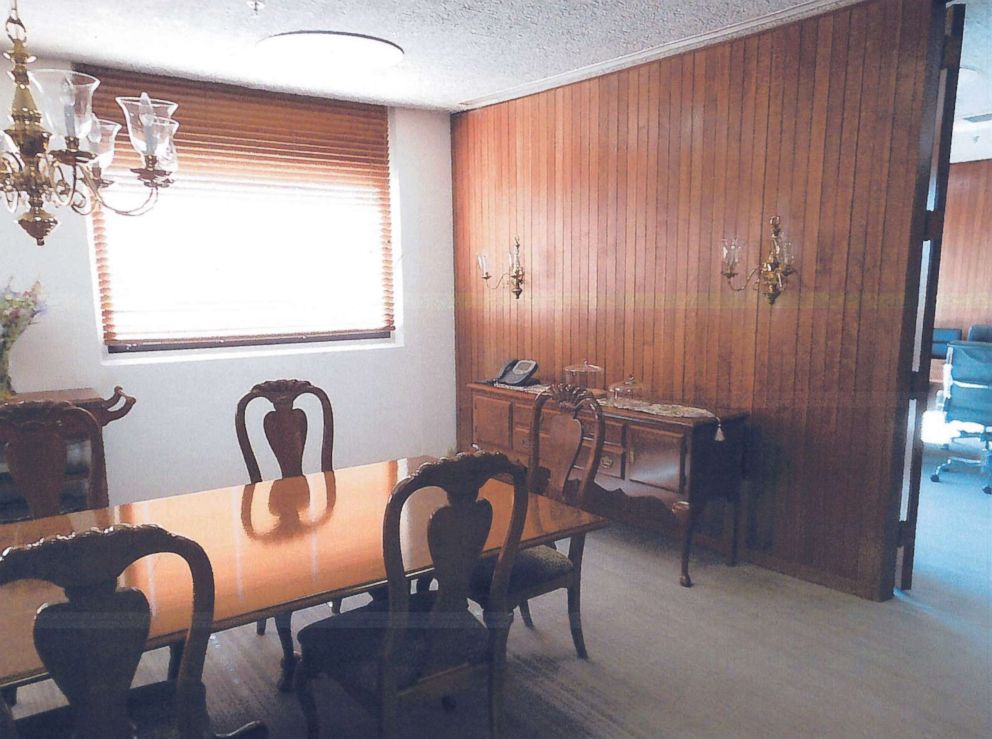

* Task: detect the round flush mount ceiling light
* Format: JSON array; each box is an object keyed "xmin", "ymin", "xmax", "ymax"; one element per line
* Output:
[{"xmin": 257, "ymin": 31, "xmax": 404, "ymax": 70}]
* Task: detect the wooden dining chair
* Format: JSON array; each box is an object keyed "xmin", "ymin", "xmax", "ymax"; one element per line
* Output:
[
  {"xmin": 0, "ymin": 523, "xmax": 267, "ymax": 739},
  {"xmin": 0, "ymin": 400, "xmax": 108, "ymax": 523},
  {"xmin": 234, "ymin": 379, "xmax": 336, "ymax": 691},
  {"xmin": 468, "ymin": 383, "xmax": 604, "ymax": 659},
  {"xmin": 294, "ymin": 452, "xmax": 529, "ymax": 738}
]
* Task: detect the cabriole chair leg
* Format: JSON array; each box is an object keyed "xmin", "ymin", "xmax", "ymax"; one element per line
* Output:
[
  {"xmin": 518, "ymin": 600, "xmax": 535, "ymax": 628},
  {"xmin": 293, "ymin": 660, "xmax": 320, "ymax": 739}
]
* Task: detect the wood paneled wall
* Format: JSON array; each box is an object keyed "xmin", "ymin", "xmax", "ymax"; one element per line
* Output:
[
  {"xmin": 935, "ymin": 159, "xmax": 992, "ymax": 332},
  {"xmin": 452, "ymin": 0, "xmax": 935, "ymax": 599}
]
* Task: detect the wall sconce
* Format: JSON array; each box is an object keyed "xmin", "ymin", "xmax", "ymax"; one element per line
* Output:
[
  {"xmin": 477, "ymin": 237, "xmax": 525, "ymax": 299},
  {"xmin": 720, "ymin": 215, "xmax": 796, "ymax": 305}
]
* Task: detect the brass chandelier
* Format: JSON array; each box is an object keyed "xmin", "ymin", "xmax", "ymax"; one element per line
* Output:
[{"xmin": 1, "ymin": 0, "xmax": 178, "ymax": 246}]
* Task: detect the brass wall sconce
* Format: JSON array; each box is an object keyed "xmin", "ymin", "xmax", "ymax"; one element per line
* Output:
[
  {"xmin": 477, "ymin": 237, "xmax": 525, "ymax": 299},
  {"xmin": 720, "ymin": 215, "xmax": 796, "ymax": 305}
]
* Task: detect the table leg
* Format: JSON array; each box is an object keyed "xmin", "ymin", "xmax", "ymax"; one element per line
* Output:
[{"xmin": 275, "ymin": 611, "xmax": 297, "ymax": 692}]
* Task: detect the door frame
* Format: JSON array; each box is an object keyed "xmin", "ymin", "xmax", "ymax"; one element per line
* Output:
[{"xmin": 889, "ymin": 0, "xmax": 965, "ymax": 594}]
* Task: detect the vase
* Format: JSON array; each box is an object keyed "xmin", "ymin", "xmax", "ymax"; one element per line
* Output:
[{"xmin": 0, "ymin": 341, "xmax": 13, "ymax": 400}]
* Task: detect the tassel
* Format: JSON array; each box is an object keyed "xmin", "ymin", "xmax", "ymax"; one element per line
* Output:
[{"xmin": 714, "ymin": 421, "xmax": 726, "ymax": 442}]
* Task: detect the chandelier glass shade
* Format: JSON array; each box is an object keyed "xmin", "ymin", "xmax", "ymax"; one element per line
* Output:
[{"xmin": 0, "ymin": 0, "xmax": 179, "ymax": 246}]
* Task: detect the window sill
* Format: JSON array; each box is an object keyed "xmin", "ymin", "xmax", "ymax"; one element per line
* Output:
[{"xmin": 100, "ymin": 333, "xmax": 403, "ymax": 367}]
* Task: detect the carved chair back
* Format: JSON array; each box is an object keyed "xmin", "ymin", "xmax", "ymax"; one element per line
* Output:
[
  {"xmin": 528, "ymin": 384, "xmax": 605, "ymax": 506},
  {"xmin": 0, "ymin": 524, "xmax": 215, "ymax": 739},
  {"xmin": 381, "ymin": 453, "xmax": 528, "ymax": 693},
  {"xmin": 0, "ymin": 400, "xmax": 108, "ymax": 519},
  {"xmin": 235, "ymin": 379, "xmax": 334, "ymax": 483}
]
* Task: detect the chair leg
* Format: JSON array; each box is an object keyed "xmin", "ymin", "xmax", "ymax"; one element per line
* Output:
[
  {"xmin": 566, "ymin": 582, "xmax": 588, "ymax": 659},
  {"xmin": 256, "ymin": 618, "xmax": 267, "ymax": 635},
  {"xmin": 167, "ymin": 640, "xmax": 185, "ymax": 681},
  {"xmin": 488, "ymin": 655, "xmax": 506, "ymax": 739},
  {"xmin": 518, "ymin": 600, "xmax": 535, "ymax": 629},
  {"xmin": 1, "ymin": 687, "xmax": 16, "ymax": 707},
  {"xmin": 293, "ymin": 659, "xmax": 320, "ymax": 739},
  {"xmin": 330, "ymin": 598, "xmax": 342, "ymax": 614},
  {"xmin": 274, "ymin": 611, "xmax": 297, "ymax": 693}
]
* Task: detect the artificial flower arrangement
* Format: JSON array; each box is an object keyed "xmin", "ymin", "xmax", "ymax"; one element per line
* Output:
[{"xmin": 0, "ymin": 279, "xmax": 45, "ymax": 399}]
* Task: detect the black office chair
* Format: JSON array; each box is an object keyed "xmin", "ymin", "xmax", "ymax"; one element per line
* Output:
[
  {"xmin": 930, "ymin": 340, "xmax": 992, "ymax": 495},
  {"xmin": 967, "ymin": 325, "xmax": 992, "ymax": 343},
  {"xmin": 931, "ymin": 328, "xmax": 962, "ymax": 359}
]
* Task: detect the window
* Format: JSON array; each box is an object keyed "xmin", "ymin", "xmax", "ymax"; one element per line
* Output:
[{"xmin": 83, "ymin": 67, "xmax": 394, "ymax": 352}]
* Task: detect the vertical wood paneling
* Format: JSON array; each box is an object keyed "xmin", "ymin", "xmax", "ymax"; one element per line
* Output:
[
  {"xmin": 451, "ymin": 0, "xmax": 933, "ymax": 597},
  {"xmin": 934, "ymin": 160, "xmax": 992, "ymax": 332}
]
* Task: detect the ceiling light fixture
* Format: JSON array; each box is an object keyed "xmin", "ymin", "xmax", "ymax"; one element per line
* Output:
[
  {"xmin": 0, "ymin": 0, "xmax": 179, "ymax": 246},
  {"xmin": 257, "ymin": 31, "xmax": 404, "ymax": 71}
]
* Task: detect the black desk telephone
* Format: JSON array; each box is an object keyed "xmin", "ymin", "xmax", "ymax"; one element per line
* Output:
[{"xmin": 488, "ymin": 359, "xmax": 539, "ymax": 386}]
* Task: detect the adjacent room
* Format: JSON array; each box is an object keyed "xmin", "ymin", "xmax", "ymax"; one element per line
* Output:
[{"xmin": 0, "ymin": 0, "xmax": 988, "ymax": 737}]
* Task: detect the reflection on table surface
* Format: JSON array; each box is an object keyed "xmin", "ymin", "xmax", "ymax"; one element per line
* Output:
[{"xmin": 0, "ymin": 457, "xmax": 607, "ymax": 687}]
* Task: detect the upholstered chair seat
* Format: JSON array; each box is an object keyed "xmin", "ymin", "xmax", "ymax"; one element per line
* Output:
[
  {"xmin": 470, "ymin": 545, "xmax": 573, "ymax": 605},
  {"xmin": 297, "ymin": 590, "xmax": 490, "ymax": 696}
]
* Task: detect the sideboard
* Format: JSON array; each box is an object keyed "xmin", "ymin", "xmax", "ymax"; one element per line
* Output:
[{"xmin": 467, "ymin": 381, "xmax": 747, "ymax": 586}]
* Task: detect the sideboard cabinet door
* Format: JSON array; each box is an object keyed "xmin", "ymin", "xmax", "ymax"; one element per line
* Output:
[{"xmin": 627, "ymin": 426, "xmax": 685, "ymax": 493}]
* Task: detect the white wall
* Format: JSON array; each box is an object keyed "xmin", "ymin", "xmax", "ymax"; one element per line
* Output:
[{"xmin": 1, "ymin": 66, "xmax": 457, "ymax": 503}]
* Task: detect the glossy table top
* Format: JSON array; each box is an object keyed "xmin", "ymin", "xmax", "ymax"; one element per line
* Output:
[{"xmin": 0, "ymin": 458, "xmax": 607, "ymax": 687}]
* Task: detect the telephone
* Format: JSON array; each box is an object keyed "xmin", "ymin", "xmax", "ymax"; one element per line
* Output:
[{"xmin": 490, "ymin": 359, "xmax": 539, "ymax": 386}]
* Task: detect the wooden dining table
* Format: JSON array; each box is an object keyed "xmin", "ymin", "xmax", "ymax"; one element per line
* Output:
[{"xmin": 0, "ymin": 457, "xmax": 607, "ymax": 689}]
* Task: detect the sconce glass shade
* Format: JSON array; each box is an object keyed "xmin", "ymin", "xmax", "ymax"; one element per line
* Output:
[
  {"xmin": 721, "ymin": 238, "xmax": 742, "ymax": 275},
  {"xmin": 117, "ymin": 94, "xmax": 179, "ymax": 160},
  {"xmin": 29, "ymin": 69, "xmax": 99, "ymax": 140},
  {"xmin": 781, "ymin": 240, "xmax": 795, "ymax": 272},
  {"xmin": 84, "ymin": 118, "xmax": 121, "ymax": 170},
  {"xmin": 477, "ymin": 253, "xmax": 490, "ymax": 277}
]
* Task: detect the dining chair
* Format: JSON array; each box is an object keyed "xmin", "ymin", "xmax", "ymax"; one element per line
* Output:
[
  {"xmin": 0, "ymin": 400, "xmax": 111, "ymax": 708},
  {"xmin": 234, "ymin": 378, "xmax": 337, "ymax": 691},
  {"xmin": 0, "ymin": 400, "xmax": 108, "ymax": 522},
  {"xmin": 293, "ymin": 452, "xmax": 529, "ymax": 738},
  {"xmin": 468, "ymin": 383, "xmax": 604, "ymax": 659},
  {"xmin": 0, "ymin": 523, "xmax": 267, "ymax": 739}
]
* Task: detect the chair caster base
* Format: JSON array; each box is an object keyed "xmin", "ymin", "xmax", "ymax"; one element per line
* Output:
[
  {"xmin": 930, "ymin": 474, "xmax": 941, "ymax": 483},
  {"xmin": 679, "ymin": 574, "xmax": 693, "ymax": 588},
  {"xmin": 983, "ymin": 485, "xmax": 991, "ymax": 495}
]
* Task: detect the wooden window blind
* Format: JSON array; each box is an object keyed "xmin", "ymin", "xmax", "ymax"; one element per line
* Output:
[{"xmin": 81, "ymin": 66, "xmax": 394, "ymax": 352}]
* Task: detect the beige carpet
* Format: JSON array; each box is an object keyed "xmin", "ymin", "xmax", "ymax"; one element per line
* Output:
[{"xmin": 10, "ymin": 451, "xmax": 991, "ymax": 737}]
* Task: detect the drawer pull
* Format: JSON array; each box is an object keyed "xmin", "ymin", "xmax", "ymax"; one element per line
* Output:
[
  {"xmin": 521, "ymin": 435, "xmax": 530, "ymax": 449},
  {"xmin": 599, "ymin": 455, "xmax": 614, "ymax": 470}
]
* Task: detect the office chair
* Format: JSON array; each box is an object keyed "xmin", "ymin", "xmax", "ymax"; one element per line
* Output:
[
  {"xmin": 967, "ymin": 324, "xmax": 992, "ymax": 343},
  {"xmin": 930, "ymin": 340, "xmax": 992, "ymax": 495},
  {"xmin": 931, "ymin": 328, "xmax": 962, "ymax": 359}
]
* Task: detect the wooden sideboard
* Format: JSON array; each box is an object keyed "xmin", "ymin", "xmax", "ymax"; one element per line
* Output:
[{"xmin": 467, "ymin": 382, "xmax": 747, "ymax": 586}]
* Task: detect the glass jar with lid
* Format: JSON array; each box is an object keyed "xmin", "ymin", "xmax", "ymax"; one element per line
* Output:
[
  {"xmin": 563, "ymin": 360, "xmax": 604, "ymax": 390},
  {"xmin": 609, "ymin": 375, "xmax": 647, "ymax": 409}
]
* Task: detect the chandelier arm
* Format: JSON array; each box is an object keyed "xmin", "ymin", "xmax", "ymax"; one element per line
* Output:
[
  {"xmin": 92, "ymin": 186, "xmax": 159, "ymax": 217},
  {"xmin": 724, "ymin": 266, "xmax": 759, "ymax": 293},
  {"xmin": 483, "ymin": 273, "xmax": 509, "ymax": 291}
]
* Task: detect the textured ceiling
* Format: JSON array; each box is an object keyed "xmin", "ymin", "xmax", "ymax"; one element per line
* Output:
[{"xmin": 15, "ymin": 0, "xmax": 857, "ymax": 111}]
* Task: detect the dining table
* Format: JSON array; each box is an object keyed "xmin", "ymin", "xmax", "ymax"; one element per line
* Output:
[{"xmin": 0, "ymin": 456, "xmax": 608, "ymax": 690}]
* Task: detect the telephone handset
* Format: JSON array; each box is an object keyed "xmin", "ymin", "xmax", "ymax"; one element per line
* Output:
[{"xmin": 490, "ymin": 359, "xmax": 539, "ymax": 386}]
